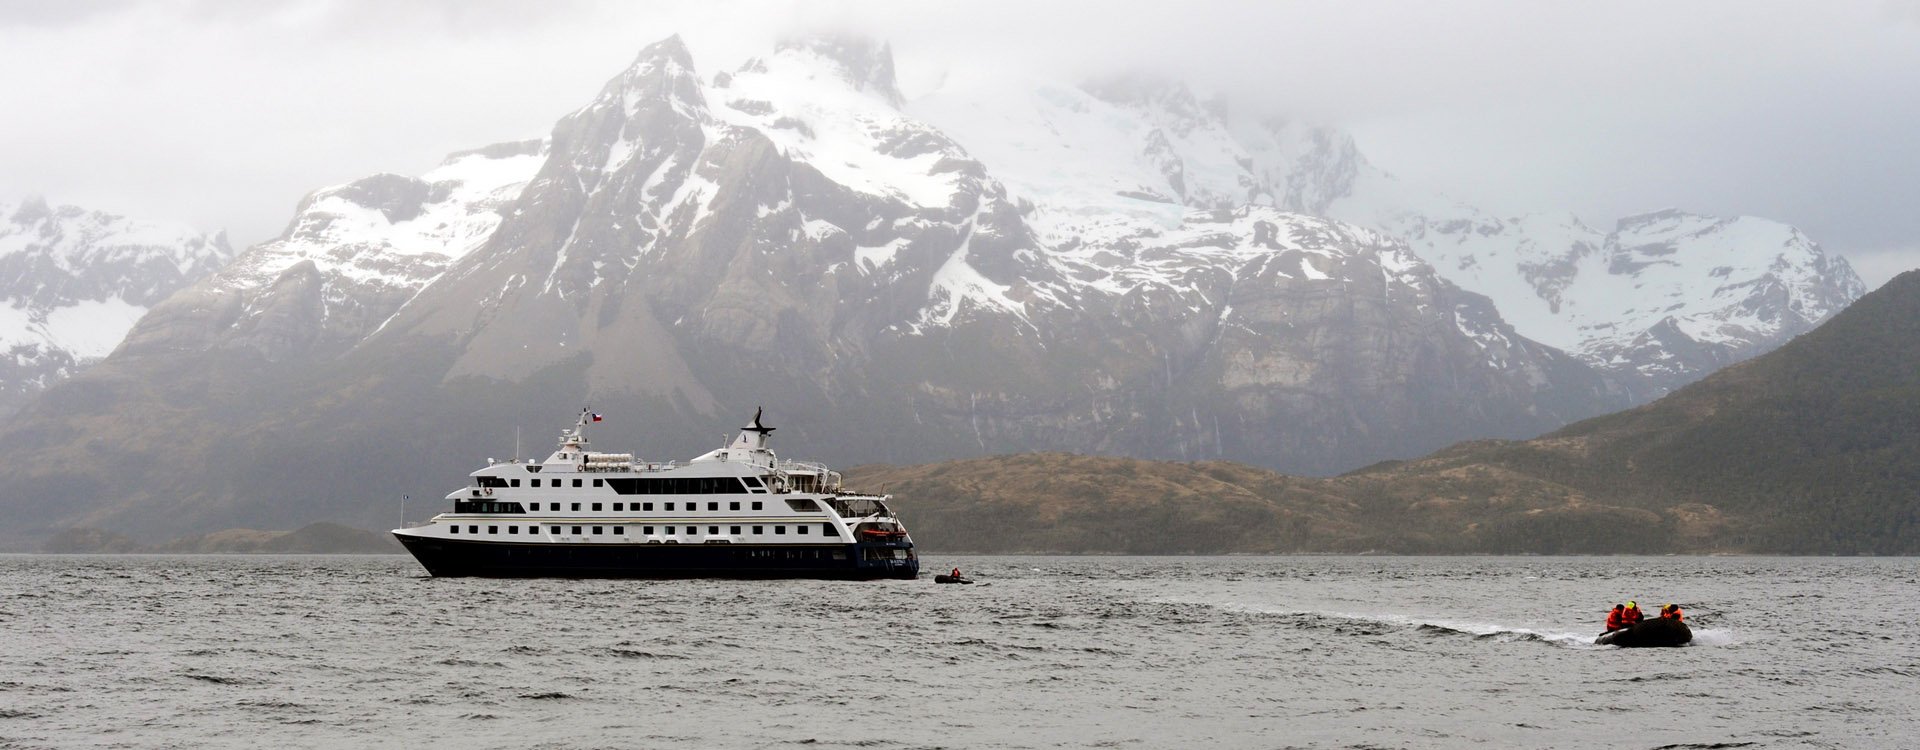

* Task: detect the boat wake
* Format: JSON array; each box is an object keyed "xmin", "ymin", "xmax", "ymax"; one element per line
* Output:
[{"xmin": 1165, "ymin": 599, "xmax": 1735, "ymax": 649}]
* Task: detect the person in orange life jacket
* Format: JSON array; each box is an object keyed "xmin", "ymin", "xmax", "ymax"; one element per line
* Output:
[
  {"xmin": 1660, "ymin": 603, "xmax": 1684, "ymax": 622},
  {"xmin": 950, "ymin": 567, "xmax": 962, "ymax": 578},
  {"xmin": 1621, "ymin": 601, "xmax": 1644, "ymax": 626},
  {"xmin": 1604, "ymin": 604, "xmax": 1626, "ymax": 632}
]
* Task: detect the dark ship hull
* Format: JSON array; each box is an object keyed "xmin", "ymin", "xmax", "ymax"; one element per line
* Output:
[
  {"xmin": 1595, "ymin": 617, "xmax": 1692, "ymax": 647},
  {"xmin": 396, "ymin": 534, "xmax": 918, "ymax": 580}
]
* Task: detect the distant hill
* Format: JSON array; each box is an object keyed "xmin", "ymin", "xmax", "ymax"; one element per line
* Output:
[
  {"xmin": 43, "ymin": 522, "xmax": 400, "ymax": 554},
  {"xmin": 847, "ymin": 453, "xmax": 1367, "ymax": 554},
  {"xmin": 852, "ymin": 271, "xmax": 1920, "ymax": 554},
  {"xmin": 41, "ymin": 527, "xmax": 144, "ymax": 553}
]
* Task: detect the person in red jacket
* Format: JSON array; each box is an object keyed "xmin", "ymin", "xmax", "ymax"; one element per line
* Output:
[
  {"xmin": 1622, "ymin": 601, "xmax": 1644, "ymax": 626},
  {"xmin": 1660, "ymin": 603, "xmax": 1684, "ymax": 622},
  {"xmin": 1604, "ymin": 604, "xmax": 1626, "ymax": 632}
]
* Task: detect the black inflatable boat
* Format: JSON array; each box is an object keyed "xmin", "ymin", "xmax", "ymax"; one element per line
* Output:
[
  {"xmin": 1595, "ymin": 617, "xmax": 1691, "ymax": 647},
  {"xmin": 934, "ymin": 574, "xmax": 974, "ymax": 584}
]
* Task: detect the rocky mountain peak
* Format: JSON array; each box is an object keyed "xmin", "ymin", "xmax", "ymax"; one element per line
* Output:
[
  {"xmin": 583, "ymin": 34, "xmax": 708, "ymax": 129},
  {"xmin": 8, "ymin": 195, "xmax": 52, "ymax": 226},
  {"xmin": 441, "ymin": 138, "xmax": 545, "ymax": 165},
  {"xmin": 622, "ymin": 33, "xmax": 696, "ymax": 79},
  {"xmin": 1081, "ymin": 74, "xmax": 1206, "ymax": 121},
  {"xmin": 1610, "ymin": 207, "xmax": 1702, "ymax": 235},
  {"xmin": 772, "ymin": 34, "xmax": 903, "ymax": 106},
  {"xmin": 1261, "ymin": 121, "xmax": 1368, "ymax": 215}
]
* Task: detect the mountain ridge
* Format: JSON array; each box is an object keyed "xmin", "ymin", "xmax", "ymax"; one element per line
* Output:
[
  {"xmin": 0, "ymin": 197, "xmax": 233, "ymax": 417},
  {"xmin": 0, "ymin": 34, "xmax": 1866, "ymax": 548},
  {"xmin": 846, "ymin": 270, "xmax": 1920, "ymax": 554}
]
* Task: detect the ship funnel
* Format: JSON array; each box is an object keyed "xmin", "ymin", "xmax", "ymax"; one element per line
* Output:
[{"xmin": 733, "ymin": 407, "xmax": 775, "ymax": 450}]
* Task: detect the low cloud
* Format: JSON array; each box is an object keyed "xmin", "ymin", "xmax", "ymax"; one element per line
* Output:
[{"xmin": 2, "ymin": 0, "xmax": 1915, "ymax": 282}]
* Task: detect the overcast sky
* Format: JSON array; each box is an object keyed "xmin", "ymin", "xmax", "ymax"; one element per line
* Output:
[{"xmin": 3, "ymin": 0, "xmax": 1917, "ymax": 285}]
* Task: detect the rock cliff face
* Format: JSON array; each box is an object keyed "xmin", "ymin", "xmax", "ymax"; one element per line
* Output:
[
  {"xmin": 0, "ymin": 198, "xmax": 232, "ymax": 417},
  {"xmin": 0, "ymin": 34, "xmax": 1840, "ymax": 546}
]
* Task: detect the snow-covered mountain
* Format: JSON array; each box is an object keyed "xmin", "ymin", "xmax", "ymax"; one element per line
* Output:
[
  {"xmin": 911, "ymin": 74, "xmax": 1864, "ymax": 399},
  {"xmin": 1328, "ymin": 182, "xmax": 1866, "ymax": 397},
  {"xmin": 0, "ymin": 35, "xmax": 1624, "ymax": 545},
  {"xmin": 163, "ymin": 139, "xmax": 546, "ymax": 363},
  {"xmin": 0, "ymin": 197, "xmax": 232, "ymax": 417}
]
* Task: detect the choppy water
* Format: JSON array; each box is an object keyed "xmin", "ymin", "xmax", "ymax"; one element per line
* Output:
[{"xmin": 2, "ymin": 555, "xmax": 1916, "ymax": 749}]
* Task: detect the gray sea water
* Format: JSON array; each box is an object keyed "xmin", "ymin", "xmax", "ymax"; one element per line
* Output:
[{"xmin": 2, "ymin": 555, "xmax": 1916, "ymax": 749}]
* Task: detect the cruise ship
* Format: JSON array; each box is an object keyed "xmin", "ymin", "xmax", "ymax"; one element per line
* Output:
[{"xmin": 392, "ymin": 409, "xmax": 918, "ymax": 579}]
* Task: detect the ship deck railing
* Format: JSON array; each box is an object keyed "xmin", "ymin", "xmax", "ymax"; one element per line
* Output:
[{"xmin": 823, "ymin": 494, "xmax": 891, "ymax": 519}]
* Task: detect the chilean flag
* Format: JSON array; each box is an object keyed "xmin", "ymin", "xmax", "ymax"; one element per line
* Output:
[{"xmin": 590, "ymin": 412, "xmax": 604, "ymax": 422}]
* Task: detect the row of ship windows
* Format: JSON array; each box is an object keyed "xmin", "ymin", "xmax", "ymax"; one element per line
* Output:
[
  {"xmin": 477, "ymin": 476, "xmax": 767, "ymax": 494},
  {"xmin": 454, "ymin": 500, "xmax": 777, "ymax": 514},
  {"xmin": 450, "ymin": 523, "xmax": 836, "ymax": 537}
]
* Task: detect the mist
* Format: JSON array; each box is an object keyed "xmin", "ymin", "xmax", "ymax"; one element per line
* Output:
[{"xmin": 2, "ymin": 0, "xmax": 1916, "ymax": 283}]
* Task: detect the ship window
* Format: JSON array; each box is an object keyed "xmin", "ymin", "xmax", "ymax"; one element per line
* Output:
[
  {"xmin": 796, "ymin": 525, "xmax": 807, "ymax": 535},
  {"xmin": 643, "ymin": 503, "xmax": 654, "ymax": 511},
  {"xmin": 551, "ymin": 526, "xmax": 562, "ymax": 534},
  {"xmin": 785, "ymin": 498, "xmax": 817, "ymax": 512},
  {"xmin": 454, "ymin": 501, "xmax": 527, "ymax": 514},
  {"xmin": 572, "ymin": 526, "xmax": 582, "ymax": 535},
  {"xmin": 613, "ymin": 503, "xmax": 623, "ymax": 512},
  {"xmin": 744, "ymin": 476, "xmax": 765, "ymax": 487},
  {"xmin": 478, "ymin": 476, "xmax": 509, "ymax": 488},
  {"xmin": 510, "ymin": 479, "xmax": 521, "ymax": 487},
  {"xmin": 665, "ymin": 502, "xmax": 675, "ymax": 511},
  {"xmin": 593, "ymin": 526, "xmax": 603, "ymax": 535},
  {"xmin": 822, "ymin": 523, "xmax": 834, "ymax": 536},
  {"xmin": 449, "ymin": 525, "xmax": 459, "ymax": 534},
  {"xmin": 729, "ymin": 501, "xmax": 740, "ymax": 511},
  {"xmin": 753, "ymin": 526, "xmax": 763, "ymax": 534},
  {"xmin": 508, "ymin": 526, "xmax": 518, "ymax": 534},
  {"xmin": 643, "ymin": 526, "xmax": 654, "ymax": 535},
  {"xmin": 752, "ymin": 501, "xmax": 763, "ymax": 511},
  {"xmin": 573, "ymin": 479, "xmax": 582, "ymax": 488},
  {"xmin": 593, "ymin": 479, "xmax": 603, "ymax": 487},
  {"xmin": 468, "ymin": 525, "xmax": 478, "ymax": 534},
  {"xmin": 571, "ymin": 503, "xmax": 580, "ymax": 511},
  {"xmin": 731, "ymin": 525, "xmax": 742, "ymax": 534},
  {"xmin": 708, "ymin": 502, "xmax": 719, "ymax": 511},
  {"xmin": 614, "ymin": 526, "xmax": 624, "ymax": 535},
  {"xmin": 602, "ymin": 476, "xmax": 788, "ymax": 495},
  {"xmin": 775, "ymin": 526, "xmax": 786, "ymax": 535},
  {"xmin": 592, "ymin": 503, "xmax": 602, "ymax": 512},
  {"xmin": 531, "ymin": 479, "xmax": 541, "ymax": 488},
  {"xmin": 708, "ymin": 526, "xmax": 719, "ymax": 535},
  {"xmin": 488, "ymin": 526, "xmax": 498, "ymax": 534}
]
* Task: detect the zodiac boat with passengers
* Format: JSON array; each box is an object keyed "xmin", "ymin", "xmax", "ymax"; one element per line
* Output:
[{"xmin": 392, "ymin": 408, "xmax": 919, "ymax": 579}]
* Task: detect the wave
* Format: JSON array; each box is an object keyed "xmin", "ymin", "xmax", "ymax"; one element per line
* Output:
[{"xmin": 1163, "ymin": 598, "xmax": 1735, "ymax": 649}]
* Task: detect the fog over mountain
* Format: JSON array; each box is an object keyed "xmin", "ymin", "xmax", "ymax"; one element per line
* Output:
[{"xmin": 1, "ymin": 1, "xmax": 1916, "ymax": 285}]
